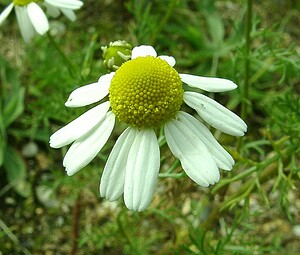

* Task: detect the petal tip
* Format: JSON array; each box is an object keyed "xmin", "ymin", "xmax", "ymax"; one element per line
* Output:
[
  {"xmin": 66, "ymin": 171, "xmax": 73, "ymax": 177},
  {"xmin": 64, "ymin": 98, "xmax": 74, "ymax": 107},
  {"xmin": 132, "ymin": 45, "xmax": 157, "ymax": 59},
  {"xmin": 66, "ymin": 167, "xmax": 77, "ymax": 176},
  {"xmin": 230, "ymin": 81, "xmax": 238, "ymax": 90},
  {"xmin": 49, "ymin": 141, "xmax": 57, "ymax": 148}
]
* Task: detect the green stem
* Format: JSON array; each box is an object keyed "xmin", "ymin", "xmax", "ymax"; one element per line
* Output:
[
  {"xmin": 241, "ymin": 0, "xmax": 252, "ymax": 121},
  {"xmin": 237, "ymin": 0, "xmax": 252, "ymax": 150},
  {"xmin": 200, "ymin": 157, "xmax": 275, "ymax": 230},
  {"xmin": 117, "ymin": 211, "xmax": 141, "ymax": 255},
  {"xmin": 46, "ymin": 32, "xmax": 77, "ymax": 78},
  {"xmin": 210, "ymin": 54, "xmax": 219, "ymax": 77},
  {"xmin": 199, "ymin": 146, "xmax": 292, "ymax": 230},
  {"xmin": 0, "ymin": 218, "xmax": 32, "ymax": 255},
  {"xmin": 150, "ymin": 0, "xmax": 178, "ymax": 44}
]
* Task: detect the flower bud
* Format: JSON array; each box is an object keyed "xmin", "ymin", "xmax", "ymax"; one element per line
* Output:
[{"xmin": 101, "ymin": 40, "xmax": 132, "ymax": 71}]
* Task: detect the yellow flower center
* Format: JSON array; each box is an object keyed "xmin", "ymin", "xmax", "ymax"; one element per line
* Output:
[
  {"xmin": 109, "ymin": 56, "xmax": 183, "ymax": 128},
  {"xmin": 13, "ymin": 0, "xmax": 40, "ymax": 6}
]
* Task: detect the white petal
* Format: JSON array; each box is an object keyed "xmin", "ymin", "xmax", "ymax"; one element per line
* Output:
[
  {"xmin": 45, "ymin": 0, "xmax": 83, "ymax": 10},
  {"xmin": 180, "ymin": 74, "xmax": 237, "ymax": 92},
  {"xmin": 165, "ymin": 119, "xmax": 220, "ymax": 186},
  {"xmin": 15, "ymin": 6, "xmax": 35, "ymax": 43},
  {"xmin": 100, "ymin": 127, "xmax": 138, "ymax": 201},
  {"xmin": 131, "ymin": 45, "xmax": 157, "ymax": 59},
  {"xmin": 50, "ymin": 101, "xmax": 110, "ymax": 148},
  {"xmin": 124, "ymin": 129, "xmax": 160, "ymax": 211},
  {"xmin": 184, "ymin": 92, "xmax": 247, "ymax": 136},
  {"xmin": 27, "ymin": 3, "xmax": 49, "ymax": 35},
  {"xmin": 158, "ymin": 55, "xmax": 176, "ymax": 67},
  {"xmin": 60, "ymin": 8, "xmax": 76, "ymax": 21},
  {"xmin": 65, "ymin": 72, "xmax": 114, "ymax": 107},
  {"xmin": 0, "ymin": 3, "xmax": 14, "ymax": 26},
  {"xmin": 63, "ymin": 111, "xmax": 115, "ymax": 176},
  {"xmin": 176, "ymin": 111, "xmax": 234, "ymax": 170}
]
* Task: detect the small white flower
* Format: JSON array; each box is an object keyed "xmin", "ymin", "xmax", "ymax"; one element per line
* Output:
[
  {"xmin": 44, "ymin": 0, "xmax": 83, "ymax": 22},
  {"xmin": 50, "ymin": 45, "xmax": 247, "ymax": 211},
  {"xmin": 0, "ymin": 1, "xmax": 49, "ymax": 43}
]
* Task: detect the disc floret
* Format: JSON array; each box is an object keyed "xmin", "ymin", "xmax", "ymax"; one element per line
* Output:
[
  {"xmin": 13, "ymin": 0, "xmax": 40, "ymax": 6},
  {"xmin": 109, "ymin": 56, "xmax": 183, "ymax": 128}
]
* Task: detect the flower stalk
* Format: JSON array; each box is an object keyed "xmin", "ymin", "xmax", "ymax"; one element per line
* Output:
[
  {"xmin": 241, "ymin": 0, "xmax": 252, "ymax": 121},
  {"xmin": 46, "ymin": 32, "xmax": 77, "ymax": 78}
]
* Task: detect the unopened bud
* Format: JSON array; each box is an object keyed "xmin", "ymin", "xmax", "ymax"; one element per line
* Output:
[{"xmin": 101, "ymin": 40, "xmax": 132, "ymax": 71}]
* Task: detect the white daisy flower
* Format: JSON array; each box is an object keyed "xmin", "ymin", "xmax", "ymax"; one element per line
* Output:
[
  {"xmin": 50, "ymin": 45, "xmax": 247, "ymax": 211},
  {"xmin": 0, "ymin": 0, "xmax": 49, "ymax": 43},
  {"xmin": 44, "ymin": 0, "xmax": 83, "ymax": 22}
]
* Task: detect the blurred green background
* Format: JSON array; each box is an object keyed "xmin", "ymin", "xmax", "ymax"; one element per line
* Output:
[{"xmin": 0, "ymin": 0, "xmax": 299, "ymax": 254}]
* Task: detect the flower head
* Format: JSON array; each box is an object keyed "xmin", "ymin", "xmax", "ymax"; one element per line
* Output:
[
  {"xmin": 50, "ymin": 45, "xmax": 247, "ymax": 211},
  {"xmin": 109, "ymin": 55, "xmax": 183, "ymax": 127},
  {"xmin": 0, "ymin": 0, "xmax": 49, "ymax": 42},
  {"xmin": 0, "ymin": 0, "xmax": 83, "ymax": 42}
]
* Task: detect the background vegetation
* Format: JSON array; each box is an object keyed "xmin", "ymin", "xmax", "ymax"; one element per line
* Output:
[{"xmin": 0, "ymin": 0, "xmax": 299, "ymax": 254}]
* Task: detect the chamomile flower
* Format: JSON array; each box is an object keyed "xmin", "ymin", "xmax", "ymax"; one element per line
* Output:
[
  {"xmin": 44, "ymin": 0, "xmax": 83, "ymax": 22},
  {"xmin": 50, "ymin": 45, "xmax": 247, "ymax": 211},
  {"xmin": 0, "ymin": 0, "xmax": 49, "ymax": 43}
]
